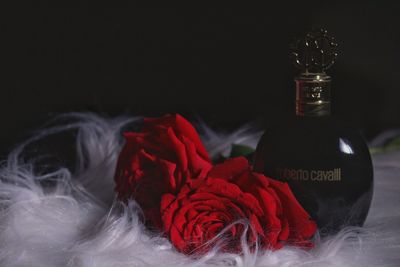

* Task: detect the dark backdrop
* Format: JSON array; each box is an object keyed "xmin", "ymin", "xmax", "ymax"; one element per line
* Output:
[{"xmin": 2, "ymin": 4, "xmax": 400, "ymax": 155}]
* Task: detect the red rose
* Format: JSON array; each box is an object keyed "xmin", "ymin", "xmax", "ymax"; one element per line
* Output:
[
  {"xmin": 161, "ymin": 157, "xmax": 316, "ymax": 253},
  {"xmin": 209, "ymin": 157, "xmax": 317, "ymax": 247},
  {"xmin": 114, "ymin": 114, "xmax": 212, "ymax": 227}
]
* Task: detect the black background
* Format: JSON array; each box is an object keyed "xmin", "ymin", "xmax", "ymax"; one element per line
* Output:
[{"xmin": 2, "ymin": 5, "xmax": 400, "ymax": 155}]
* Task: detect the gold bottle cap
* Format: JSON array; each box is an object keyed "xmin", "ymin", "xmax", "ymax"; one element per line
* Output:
[{"xmin": 291, "ymin": 28, "xmax": 338, "ymax": 116}]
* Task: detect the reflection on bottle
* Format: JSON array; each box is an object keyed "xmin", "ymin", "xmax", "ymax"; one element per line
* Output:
[{"xmin": 339, "ymin": 138, "xmax": 354, "ymax": 155}]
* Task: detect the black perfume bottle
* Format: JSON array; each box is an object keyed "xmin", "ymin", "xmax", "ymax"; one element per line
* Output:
[{"xmin": 254, "ymin": 29, "xmax": 373, "ymax": 234}]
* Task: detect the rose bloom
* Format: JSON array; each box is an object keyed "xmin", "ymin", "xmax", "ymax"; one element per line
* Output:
[
  {"xmin": 161, "ymin": 157, "xmax": 317, "ymax": 253},
  {"xmin": 114, "ymin": 114, "xmax": 212, "ymax": 227}
]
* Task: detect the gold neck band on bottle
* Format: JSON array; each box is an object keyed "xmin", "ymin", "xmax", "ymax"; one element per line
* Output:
[{"xmin": 295, "ymin": 73, "xmax": 331, "ymax": 117}]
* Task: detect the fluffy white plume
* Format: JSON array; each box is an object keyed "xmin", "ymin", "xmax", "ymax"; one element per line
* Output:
[{"xmin": 0, "ymin": 113, "xmax": 399, "ymax": 267}]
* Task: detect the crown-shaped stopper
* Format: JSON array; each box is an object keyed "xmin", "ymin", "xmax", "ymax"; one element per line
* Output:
[{"xmin": 291, "ymin": 28, "xmax": 338, "ymax": 73}]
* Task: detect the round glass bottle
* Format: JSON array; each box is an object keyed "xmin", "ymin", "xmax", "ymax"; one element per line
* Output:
[{"xmin": 254, "ymin": 29, "xmax": 374, "ymax": 234}]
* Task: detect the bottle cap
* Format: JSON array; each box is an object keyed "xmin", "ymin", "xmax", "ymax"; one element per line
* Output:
[
  {"xmin": 291, "ymin": 28, "xmax": 338, "ymax": 116},
  {"xmin": 291, "ymin": 28, "xmax": 338, "ymax": 74}
]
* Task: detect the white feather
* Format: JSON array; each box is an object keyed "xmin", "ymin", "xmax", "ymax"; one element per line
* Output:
[{"xmin": 0, "ymin": 113, "xmax": 399, "ymax": 267}]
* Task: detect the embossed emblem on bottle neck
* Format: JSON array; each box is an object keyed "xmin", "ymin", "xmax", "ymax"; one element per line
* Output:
[{"xmin": 291, "ymin": 28, "xmax": 338, "ymax": 117}]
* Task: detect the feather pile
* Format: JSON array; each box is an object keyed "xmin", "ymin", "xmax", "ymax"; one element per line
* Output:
[{"xmin": 0, "ymin": 113, "xmax": 399, "ymax": 267}]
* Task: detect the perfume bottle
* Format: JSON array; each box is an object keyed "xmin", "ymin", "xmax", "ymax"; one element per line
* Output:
[{"xmin": 254, "ymin": 29, "xmax": 373, "ymax": 234}]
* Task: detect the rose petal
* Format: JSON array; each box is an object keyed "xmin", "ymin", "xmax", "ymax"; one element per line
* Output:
[
  {"xmin": 279, "ymin": 218, "xmax": 290, "ymax": 241},
  {"xmin": 164, "ymin": 127, "xmax": 188, "ymax": 171},
  {"xmin": 208, "ymin": 157, "xmax": 249, "ymax": 181},
  {"xmin": 143, "ymin": 114, "xmax": 210, "ymax": 162},
  {"xmin": 268, "ymin": 180, "xmax": 317, "ymax": 240},
  {"xmin": 170, "ymin": 224, "xmax": 186, "ymax": 252},
  {"xmin": 181, "ymin": 135, "xmax": 212, "ymax": 178},
  {"xmin": 254, "ymin": 187, "xmax": 282, "ymax": 246},
  {"xmin": 161, "ymin": 194, "xmax": 179, "ymax": 232},
  {"xmin": 157, "ymin": 159, "xmax": 178, "ymax": 192}
]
